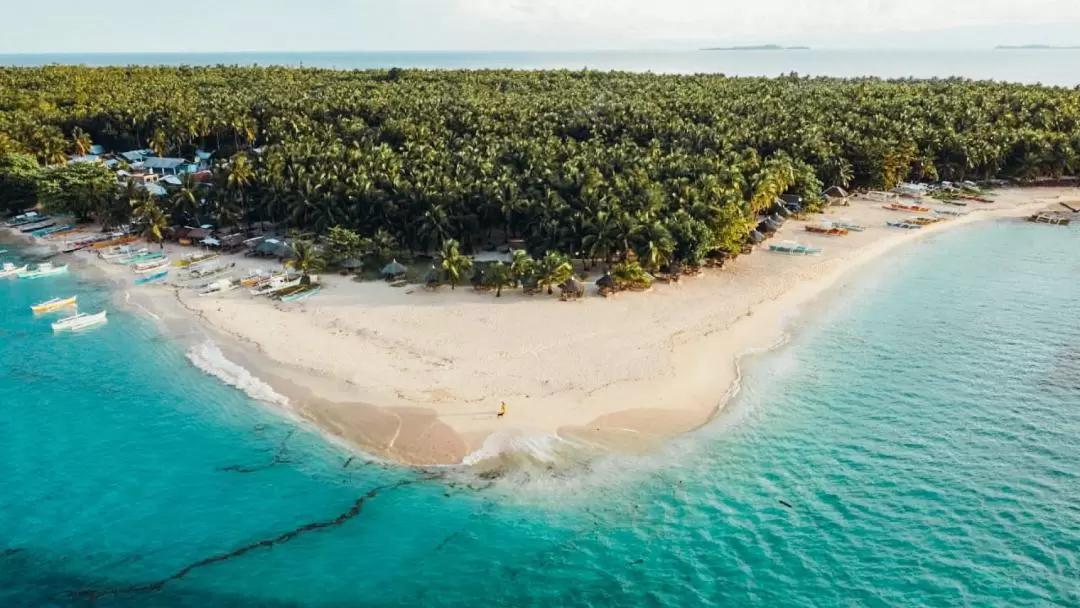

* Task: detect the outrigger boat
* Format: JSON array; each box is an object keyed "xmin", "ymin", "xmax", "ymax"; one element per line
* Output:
[
  {"xmin": 279, "ymin": 286, "xmax": 321, "ymax": 302},
  {"xmin": 91, "ymin": 234, "xmax": 139, "ymax": 249},
  {"xmin": 135, "ymin": 270, "xmax": 169, "ymax": 285},
  {"xmin": 118, "ymin": 251, "xmax": 166, "ymax": 265},
  {"xmin": 805, "ymin": 224, "xmax": 849, "ymax": 236},
  {"xmin": 831, "ymin": 220, "xmax": 866, "ymax": 232},
  {"xmin": 100, "ymin": 246, "xmax": 147, "ymax": 261},
  {"xmin": 0, "ymin": 262, "xmax": 28, "ymax": 278},
  {"xmin": 51, "ymin": 311, "xmax": 108, "ymax": 332},
  {"xmin": 20, "ymin": 220, "xmax": 56, "ymax": 233},
  {"xmin": 1027, "ymin": 213, "xmax": 1071, "ymax": 226},
  {"xmin": 18, "ymin": 263, "xmax": 69, "ymax": 279},
  {"xmin": 884, "ymin": 203, "xmax": 931, "ymax": 213},
  {"xmin": 32, "ymin": 224, "xmax": 74, "ymax": 237},
  {"xmin": 934, "ymin": 208, "xmax": 968, "ymax": 217},
  {"xmin": 133, "ymin": 258, "xmax": 171, "ymax": 273},
  {"xmin": 4, "ymin": 212, "xmax": 47, "ymax": 227},
  {"xmin": 174, "ymin": 253, "xmax": 220, "ymax": 268},
  {"xmin": 31, "ymin": 296, "xmax": 77, "ymax": 314},
  {"xmin": 768, "ymin": 240, "xmax": 823, "ymax": 255},
  {"xmin": 251, "ymin": 276, "xmax": 301, "ymax": 296},
  {"xmin": 199, "ymin": 278, "xmax": 239, "ymax": 297},
  {"xmin": 887, "ymin": 220, "xmax": 923, "ymax": 230}
]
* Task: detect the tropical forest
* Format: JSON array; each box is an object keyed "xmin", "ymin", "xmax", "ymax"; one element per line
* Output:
[{"xmin": 2, "ymin": 66, "xmax": 1080, "ymax": 271}]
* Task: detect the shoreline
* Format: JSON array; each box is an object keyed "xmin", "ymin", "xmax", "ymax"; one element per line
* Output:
[{"xmin": 4, "ymin": 188, "xmax": 1071, "ymax": 468}]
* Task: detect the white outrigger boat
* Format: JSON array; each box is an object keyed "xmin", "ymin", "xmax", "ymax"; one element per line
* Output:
[
  {"xmin": 18, "ymin": 263, "xmax": 69, "ymax": 279},
  {"xmin": 31, "ymin": 296, "xmax": 77, "ymax": 314},
  {"xmin": 0, "ymin": 262, "xmax": 28, "ymax": 278},
  {"xmin": 133, "ymin": 258, "xmax": 171, "ymax": 273},
  {"xmin": 768, "ymin": 240, "xmax": 823, "ymax": 255},
  {"xmin": 199, "ymin": 278, "xmax": 239, "ymax": 297},
  {"xmin": 99, "ymin": 245, "xmax": 146, "ymax": 261},
  {"xmin": 52, "ymin": 310, "xmax": 108, "ymax": 332},
  {"xmin": 250, "ymin": 276, "xmax": 301, "ymax": 296}
]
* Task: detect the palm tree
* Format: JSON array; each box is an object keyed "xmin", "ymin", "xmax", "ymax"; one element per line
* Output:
[
  {"xmin": 170, "ymin": 173, "xmax": 200, "ymax": 223},
  {"xmin": 288, "ymin": 240, "xmax": 325, "ymax": 285},
  {"xmin": 132, "ymin": 199, "xmax": 168, "ymax": 249},
  {"xmin": 72, "ymin": 127, "xmax": 93, "ymax": 156},
  {"xmin": 439, "ymin": 238, "xmax": 472, "ymax": 290},
  {"xmin": 536, "ymin": 251, "xmax": 573, "ymax": 295},
  {"xmin": 509, "ymin": 250, "xmax": 535, "ymax": 287},
  {"xmin": 227, "ymin": 152, "xmax": 254, "ymax": 227},
  {"xmin": 149, "ymin": 129, "xmax": 169, "ymax": 157},
  {"xmin": 488, "ymin": 262, "xmax": 512, "ymax": 297}
]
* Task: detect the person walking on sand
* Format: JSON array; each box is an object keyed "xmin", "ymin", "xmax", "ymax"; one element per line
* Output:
[{"xmin": 498, "ymin": 402, "xmax": 507, "ymax": 419}]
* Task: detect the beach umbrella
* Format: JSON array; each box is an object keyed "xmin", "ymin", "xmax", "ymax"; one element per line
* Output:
[
  {"xmin": 423, "ymin": 265, "xmax": 441, "ymax": 287},
  {"xmin": 381, "ymin": 259, "xmax": 407, "ymax": 278}
]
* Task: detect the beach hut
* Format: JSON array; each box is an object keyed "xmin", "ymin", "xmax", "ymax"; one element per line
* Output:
[
  {"xmin": 423, "ymin": 265, "xmax": 442, "ymax": 289},
  {"xmin": 596, "ymin": 271, "xmax": 617, "ymax": 297},
  {"xmin": 143, "ymin": 157, "xmax": 187, "ymax": 176},
  {"xmin": 381, "ymin": 259, "xmax": 408, "ymax": 280},
  {"xmin": 338, "ymin": 258, "xmax": 364, "ymax": 273},
  {"xmin": 823, "ymin": 186, "xmax": 850, "ymax": 206}
]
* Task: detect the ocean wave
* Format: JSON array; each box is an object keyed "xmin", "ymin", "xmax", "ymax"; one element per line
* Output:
[
  {"xmin": 460, "ymin": 432, "xmax": 573, "ymax": 467},
  {"xmin": 186, "ymin": 341, "xmax": 291, "ymax": 408}
]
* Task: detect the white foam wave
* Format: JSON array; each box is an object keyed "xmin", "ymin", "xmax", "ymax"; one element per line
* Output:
[
  {"xmin": 186, "ymin": 341, "xmax": 291, "ymax": 408},
  {"xmin": 460, "ymin": 432, "xmax": 570, "ymax": 467}
]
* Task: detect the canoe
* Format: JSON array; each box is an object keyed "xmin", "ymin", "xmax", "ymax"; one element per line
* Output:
[
  {"xmin": 101, "ymin": 246, "xmax": 147, "ymax": 261},
  {"xmin": 768, "ymin": 241, "xmax": 823, "ymax": 255},
  {"xmin": 4, "ymin": 213, "xmax": 47, "ymax": 227},
  {"xmin": 252, "ymin": 277, "xmax": 301, "ymax": 296},
  {"xmin": 884, "ymin": 203, "xmax": 931, "ymax": 213},
  {"xmin": 280, "ymin": 287, "xmax": 321, "ymax": 302},
  {"xmin": 118, "ymin": 252, "xmax": 166, "ymax": 265},
  {"xmin": 31, "ymin": 296, "xmax": 78, "ymax": 314},
  {"xmin": 0, "ymin": 263, "xmax": 28, "ymax": 278},
  {"xmin": 135, "ymin": 270, "xmax": 169, "ymax": 285},
  {"xmin": 886, "ymin": 221, "xmax": 923, "ymax": 230},
  {"xmin": 174, "ymin": 253, "xmax": 220, "ymax": 267},
  {"xmin": 20, "ymin": 220, "xmax": 56, "ymax": 233},
  {"xmin": 18, "ymin": 263, "xmax": 69, "ymax": 279},
  {"xmin": 32, "ymin": 224, "xmax": 74, "ymax": 237},
  {"xmin": 805, "ymin": 225, "xmax": 849, "ymax": 236},
  {"xmin": 52, "ymin": 311, "xmax": 108, "ymax": 332},
  {"xmin": 61, "ymin": 243, "xmax": 92, "ymax": 254}
]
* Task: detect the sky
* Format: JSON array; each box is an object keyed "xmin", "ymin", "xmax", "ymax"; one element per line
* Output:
[{"xmin": 2, "ymin": 0, "xmax": 1080, "ymax": 53}]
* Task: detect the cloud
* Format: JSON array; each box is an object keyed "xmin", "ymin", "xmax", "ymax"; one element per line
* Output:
[{"xmin": 454, "ymin": 0, "xmax": 1080, "ymax": 44}]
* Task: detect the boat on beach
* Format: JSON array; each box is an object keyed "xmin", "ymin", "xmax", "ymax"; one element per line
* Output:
[
  {"xmin": 51, "ymin": 310, "xmax": 108, "ymax": 332},
  {"xmin": 19, "ymin": 220, "xmax": 56, "ymax": 233},
  {"xmin": 805, "ymin": 224, "xmax": 849, "ymax": 236},
  {"xmin": 4, "ymin": 212, "xmax": 47, "ymax": 227},
  {"xmin": 135, "ymin": 270, "xmax": 169, "ymax": 285},
  {"xmin": 31, "ymin": 296, "xmax": 78, "ymax": 314},
  {"xmin": 279, "ymin": 286, "xmax": 321, "ymax": 302},
  {"xmin": 100, "ymin": 246, "xmax": 146, "ymax": 261},
  {"xmin": 0, "ymin": 262, "xmax": 29, "ymax": 278},
  {"xmin": 133, "ymin": 258, "xmax": 171, "ymax": 273},
  {"xmin": 175, "ymin": 253, "xmax": 220, "ymax": 267},
  {"xmin": 91, "ymin": 235, "xmax": 138, "ymax": 249},
  {"xmin": 199, "ymin": 278, "xmax": 239, "ymax": 297},
  {"xmin": 934, "ymin": 208, "xmax": 969, "ymax": 217},
  {"xmin": 831, "ymin": 220, "xmax": 865, "ymax": 232},
  {"xmin": 887, "ymin": 220, "xmax": 924, "ymax": 230},
  {"xmin": 118, "ymin": 251, "xmax": 166, "ymax": 265},
  {"xmin": 1027, "ymin": 213, "xmax": 1071, "ymax": 226},
  {"xmin": 884, "ymin": 203, "xmax": 932, "ymax": 213},
  {"xmin": 768, "ymin": 241, "xmax": 823, "ymax": 255},
  {"xmin": 32, "ymin": 224, "xmax": 74, "ymax": 237},
  {"xmin": 251, "ymin": 275, "xmax": 301, "ymax": 296},
  {"xmin": 18, "ymin": 263, "xmax": 69, "ymax": 279}
]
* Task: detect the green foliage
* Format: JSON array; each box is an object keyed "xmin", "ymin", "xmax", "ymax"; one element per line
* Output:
[
  {"xmin": 0, "ymin": 153, "xmax": 41, "ymax": 215},
  {"xmin": 611, "ymin": 260, "xmax": 653, "ymax": 291},
  {"xmin": 36, "ymin": 162, "xmax": 116, "ymax": 221},
  {"xmin": 487, "ymin": 261, "xmax": 512, "ymax": 297},
  {"xmin": 132, "ymin": 197, "xmax": 168, "ymax": 245},
  {"xmin": 439, "ymin": 239, "xmax": 472, "ymax": 290},
  {"xmin": 509, "ymin": 250, "xmax": 535, "ymax": 287},
  {"xmin": 3, "ymin": 66, "xmax": 1080, "ymax": 265},
  {"xmin": 324, "ymin": 226, "xmax": 365, "ymax": 265},
  {"xmin": 288, "ymin": 240, "xmax": 326, "ymax": 285},
  {"xmin": 536, "ymin": 251, "xmax": 573, "ymax": 295}
]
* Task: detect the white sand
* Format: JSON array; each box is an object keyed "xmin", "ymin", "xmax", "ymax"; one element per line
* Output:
[{"xmin": 41, "ymin": 187, "xmax": 1076, "ymax": 466}]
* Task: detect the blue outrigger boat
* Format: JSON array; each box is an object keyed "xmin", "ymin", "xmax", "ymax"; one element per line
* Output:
[
  {"xmin": 32, "ymin": 224, "xmax": 74, "ymax": 237},
  {"xmin": 279, "ymin": 286, "xmax": 321, "ymax": 302},
  {"xmin": 135, "ymin": 270, "xmax": 169, "ymax": 285}
]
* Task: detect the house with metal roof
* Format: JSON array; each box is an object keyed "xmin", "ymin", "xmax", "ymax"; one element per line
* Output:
[
  {"xmin": 89, "ymin": 145, "xmax": 106, "ymax": 155},
  {"xmin": 120, "ymin": 149, "xmax": 152, "ymax": 163},
  {"xmin": 142, "ymin": 157, "xmax": 188, "ymax": 175}
]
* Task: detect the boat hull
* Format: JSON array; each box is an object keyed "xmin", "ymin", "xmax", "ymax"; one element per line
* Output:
[
  {"xmin": 31, "ymin": 296, "xmax": 78, "ymax": 314},
  {"xmin": 51, "ymin": 311, "xmax": 108, "ymax": 332}
]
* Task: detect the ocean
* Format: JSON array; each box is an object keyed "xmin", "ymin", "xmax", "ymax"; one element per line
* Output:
[
  {"xmin": 2, "ymin": 218, "xmax": 1078, "ymax": 606},
  {"xmin": 3, "ymin": 50, "xmax": 1080, "ymax": 85}
]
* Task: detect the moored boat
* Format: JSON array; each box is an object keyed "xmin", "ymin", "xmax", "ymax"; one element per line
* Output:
[
  {"xmin": 0, "ymin": 262, "xmax": 29, "ymax": 278},
  {"xmin": 19, "ymin": 220, "xmax": 56, "ymax": 233},
  {"xmin": 934, "ymin": 208, "xmax": 968, "ymax": 217},
  {"xmin": 884, "ymin": 203, "xmax": 931, "ymax": 213},
  {"xmin": 1027, "ymin": 213, "xmax": 1071, "ymax": 226},
  {"xmin": 18, "ymin": 263, "xmax": 69, "ymax": 279},
  {"xmin": 91, "ymin": 235, "xmax": 139, "ymax": 249},
  {"xmin": 100, "ymin": 246, "xmax": 146, "ymax": 261},
  {"xmin": 31, "ymin": 296, "xmax": 78, "ymax": 314},
  {"xmin": 135, "ymin": 270, "xmax": 169, "ymax": 285},
  {"xmin": 831, "ymin": 220, "xmax": 866, "ymax": 232},
  {"xmin": 4, "ymin": 212, "xmax": 47, "ymax": 227},
  {"xmin": 51, "ymin": 311, "xmax": 108, "ymax": 332},
  {"xmin": 118, "ymin": 251, "xmax": 166, "ymax": 265},
  {"xmin": 768, "ymin": 240, "xmax": 823, "ymax": 255},
  {"xmin": 251, "ymin": 276, "xmax": 301, "ymax": 296},
  {"xmin": 199, "ymin": 278, "xmax": 239, "ymax": 296},
  {"xmin": 32, "ymin": 224, "xmax": 75, "ymax": 237}
]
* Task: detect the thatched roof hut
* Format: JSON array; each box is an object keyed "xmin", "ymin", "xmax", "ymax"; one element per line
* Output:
[
  {"xmin": 823, "ymin": 185, "xmax": 849, "ymax": 199},
  {"xmin": 749, "ymin": 230, "xmax": 766, "ymax": 244},
  {"xmin": 560, "ymin": 277, "xmax": 585, "ymax": 300},
  {"xmin": 339, "ymin": 258, "xmax": 364, "ymax": 270},
  {"xmin": 381, "ymin": 259, "xmax": 407, "ymax": 278},
  {"xmin": 423, "ymin": 265, "xmax": 441, "ymax": 287}
]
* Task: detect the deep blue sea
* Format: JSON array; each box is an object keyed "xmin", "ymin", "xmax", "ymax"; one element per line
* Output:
[
  {"xmin": 2, "ymin": 218, "xmax": 1079, "ymax": 607},
  {"xmin": 3, "ymin": 50, "xmax": 1080, "ymax": 85}
]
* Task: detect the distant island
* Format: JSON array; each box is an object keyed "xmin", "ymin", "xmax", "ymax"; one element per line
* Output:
[
  {"xmin": 703, "ymin": 44, "xmax": 810, "ymax": 51},
  {"xmin": 995, "ymin": 45, "xmax": 1080, "ymax": 50}
]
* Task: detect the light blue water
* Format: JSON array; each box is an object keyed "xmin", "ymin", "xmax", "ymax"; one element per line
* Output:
[
  {"xmin": 3, "ymin": 50, "xmax": 1080, "ymax": 85},
  {"xmin": 2, "ymin": 218, "xmax": 1079, "ymax": 607}
]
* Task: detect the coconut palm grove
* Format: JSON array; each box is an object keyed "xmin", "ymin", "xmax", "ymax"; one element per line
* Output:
[{"xmin": 2, "ymin": 66, "xmax": 1079, "ymax": 271}]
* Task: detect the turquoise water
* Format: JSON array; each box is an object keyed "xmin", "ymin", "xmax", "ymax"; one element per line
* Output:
[
  {"xmin": 3, "ymin": 50, "xmax": 1080, "ymax": 85},
  {"xmin": 2, "ymin": 218, "xmax": 1079, "ymax": 606}
]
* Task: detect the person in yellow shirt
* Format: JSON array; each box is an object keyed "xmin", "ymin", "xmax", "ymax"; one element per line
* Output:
[{"xmin": 498, "ymin": 402, "xmax": 507, "ymax": 419}]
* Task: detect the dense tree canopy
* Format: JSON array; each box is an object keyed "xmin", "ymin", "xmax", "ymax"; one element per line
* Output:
[{"xmin": 2, "ymin": 66, "xmax": 1078, "ymax": 268}]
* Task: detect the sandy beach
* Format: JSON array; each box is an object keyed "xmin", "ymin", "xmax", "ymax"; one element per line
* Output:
[{"xmin": 8, "ymin": 187, "xmax": 1073, "ymax": 467}]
